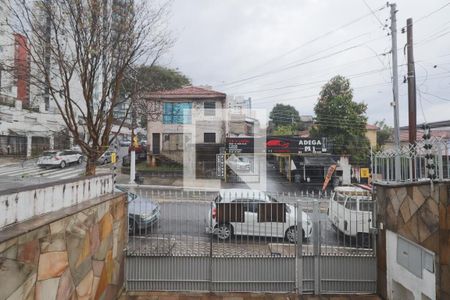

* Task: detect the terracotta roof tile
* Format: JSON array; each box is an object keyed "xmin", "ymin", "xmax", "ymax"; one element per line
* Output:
[
  {"xmin": 399, "ymin": 129, "xmax": 450, "ymax": 142},
  {"xmin": 366, "ymin": 124, "xmax": 379, "ymax": 130},
  {"xmin": 146, "ymin": 86, "xmax": 226, "ymax": 100}
]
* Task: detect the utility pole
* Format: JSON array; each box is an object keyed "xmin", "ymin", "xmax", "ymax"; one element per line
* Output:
[
  {"xmin": 390, "ymin": 3, "xmax": 401, "ymax": 181},
  {"xmin": 406, "ymin": 18, "xmax": 417, "ymax": 144}
]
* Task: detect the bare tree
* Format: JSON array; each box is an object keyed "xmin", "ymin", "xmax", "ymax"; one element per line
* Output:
[{"xmin": 6, "ymin": 0, "xmax": 171, "ymax": 175}]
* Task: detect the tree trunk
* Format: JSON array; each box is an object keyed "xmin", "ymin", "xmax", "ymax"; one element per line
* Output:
[{"xmin": 85, "ymin": 157, "xmax": 97, "ymax": 176}]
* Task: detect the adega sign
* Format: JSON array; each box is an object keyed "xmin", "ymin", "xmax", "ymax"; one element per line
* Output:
[
  {"xmin": 266, "ymin": 136, "xmax": 327, "ymax": 153},
  {"xmin": 226, "ymin": 137, "xmax": 327, "ymax": 154}
]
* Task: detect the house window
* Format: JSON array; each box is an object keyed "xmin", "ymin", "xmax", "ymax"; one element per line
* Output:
[
  {"xmin": 162, "ymin": 133, "xmax": 183, "ymax": 151},
  {"xmin": 204, "ymin": 133, "xmax": 216, "ymax": 143},
  {"xmin": 204, "ymin": 101, "xmax": 216, "ymax": 116},
  {"xmin": 163, "ymin": 102, "xmax": 192, "ymax": 124}
]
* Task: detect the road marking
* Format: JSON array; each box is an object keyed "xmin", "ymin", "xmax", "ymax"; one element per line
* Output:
[
  {"xmin": 0, "ymin": 165, "xmax": 41, "ymax": 176},
  {"xmin": 45, "ymin": 168, "xmax": 84, "ymax": 178}
]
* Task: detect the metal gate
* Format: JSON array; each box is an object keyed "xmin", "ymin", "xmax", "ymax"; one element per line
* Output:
[{"xmin": 125, "ymin": 190, "xmax": 377, "ymax": 294}]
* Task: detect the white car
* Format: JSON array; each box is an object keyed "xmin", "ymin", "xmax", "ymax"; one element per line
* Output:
[
  {"xmin": 207, "ymin": 189, "xmax": 312, "ymax": 243},
  {"xmin": 227, "ymin": 155, "xmax": 251, "ymax": 172},
  {"xmin": 37, "ymin": 150, "xmax": 83, "ymax": 168},
  {"xmin": 328, "ymin": 186, "xmax": 373, "ymax": 240}
]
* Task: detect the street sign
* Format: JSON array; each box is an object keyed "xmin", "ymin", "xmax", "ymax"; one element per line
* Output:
[
  {"xmin": 360, "ymin": 168, "xmax": 370, "ymax": 178},
  {"xmin": 216, "ymin": 154, "xmax": 225, "ymax": 178},
  {"xmin": 226, "ymin": 138, "xmax": 254, "ymax": 154},
  {"xmin": 132, "ymin": 136, "xmax": 139, "ymax": 148},
  {"xmin": 111, "ymin": 152, "xmax": 117, "ymax": 164}
]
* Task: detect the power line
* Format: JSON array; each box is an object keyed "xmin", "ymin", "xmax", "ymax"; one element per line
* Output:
[
  {"xmin": 217, "ymin": 43, "xmax": 372, "ymax": 88},
  {"xmin": 225, "ymin": 7, "xmax": 387, "ymax": 79},
  {"xmin": 415, "ymin": 2, "xmax": 450, "ymax": 24},
  {"xmin": 361, "ymin": 0, "xmax": 386, "ymax": 28}
]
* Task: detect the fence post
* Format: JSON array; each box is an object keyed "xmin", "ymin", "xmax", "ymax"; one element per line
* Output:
[
  {"xmin": 313, "ymin": 200, "xmax": 320, "ymax": 295},
  {"xmin": 295, "ymin": 202, "xmax": 303, "ymax": 294},
  {"xmin": 209, "ymin": 201, "xmax": 213, "ymax": 292}
]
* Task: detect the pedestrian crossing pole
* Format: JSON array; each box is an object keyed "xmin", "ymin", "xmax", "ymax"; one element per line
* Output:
[{"xmin": 112, "ymin": 144, "xmax": 118, "ymax": 187}]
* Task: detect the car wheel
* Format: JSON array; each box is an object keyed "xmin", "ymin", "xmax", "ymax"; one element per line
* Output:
[
  {"xmin": 216, "ymin": 223, "xmax": 233, "ymax": 241},
  {"xmin": 285, "ymin": 226, "xmax": 305, "ymax": 243},
  {"xmin": 60, "ymin": 161, "xmax": 66, "ymax": 169}
]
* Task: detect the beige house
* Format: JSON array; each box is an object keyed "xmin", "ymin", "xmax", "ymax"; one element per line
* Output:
[
  {"xmin": 145, "ymin": 86, "xmax": 226, "ymax": 164},
  {"xmin": 365, "ymin": 124, "xmax": 378, "ymax": 148}
]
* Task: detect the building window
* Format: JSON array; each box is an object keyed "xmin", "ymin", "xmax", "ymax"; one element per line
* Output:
[
  {"xmin": 204, "ymin": 133, "xmax": 216, "ymax": 143},
  {"xmin": 162, "ymin": 133, "xmax": 184, "ymax": 151},
  {"xmin": 204, "ymin": 101, "xmax": 216, "ymax": 116},
  {"xmin": 163, "ymin": 102, "xmax": 192, "ymax": 124}
]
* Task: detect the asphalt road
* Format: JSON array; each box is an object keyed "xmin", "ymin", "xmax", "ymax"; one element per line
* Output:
[{"xmin": 0, "ymin": 146, "xmax": 129, "ymax": 190}]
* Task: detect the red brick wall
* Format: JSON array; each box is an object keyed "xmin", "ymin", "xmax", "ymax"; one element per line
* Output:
[{"xmin": 14, "ymin": 33, "xmax": 30, "ymax": 106}]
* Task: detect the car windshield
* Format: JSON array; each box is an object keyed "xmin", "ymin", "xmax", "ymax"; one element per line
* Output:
[{"xmin": 42, "ymin": 151, "xmax": 57, "ymax": 156}]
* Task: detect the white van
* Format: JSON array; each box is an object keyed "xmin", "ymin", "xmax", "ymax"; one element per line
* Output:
[{"xmin": 328, "ymin": 186, "xmax": 373, "ymax": 242}]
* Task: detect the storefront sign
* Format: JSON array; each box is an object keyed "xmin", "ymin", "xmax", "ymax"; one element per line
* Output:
[
  {"xmin": 226, "ymin": 138, "xmax": 254, "ymax": 154},
  {"xmin": 225, "ymin": 136, "xmax": 328, "ymax": 154},
  {"xmin": 266, "ymin": 136, "xmax": 327, "ymax": 154},
  {"xmin": 360, "ymin": 168, "xmax": 370, "ymax": 178},
  {"xmin": 216, "ymin": 154, "xmax": 225, "ymax": 178}
]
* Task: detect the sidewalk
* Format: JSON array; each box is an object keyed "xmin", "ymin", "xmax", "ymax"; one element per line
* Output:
[
  {"xmin": 115, "ymin": 173, "xmax": 221, "ymax": 191},
  {"xmin": 0, "ymin": 157, "xmax": 25, "ymax": 168}
]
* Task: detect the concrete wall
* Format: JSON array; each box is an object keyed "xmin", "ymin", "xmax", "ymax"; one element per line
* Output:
[
  {"xmin": 386, "ymin": 230, "xmax": 436, "ymax": 299},
  {"xmin": 365, "ymin": 128, "xmax": 377, "ymax": 148},
  {"xmin": 0, "ymin": 174, "xmax": 113, "ymax": 228},
  {"xmin": 0, "ymin": 190, "xmax": 127, "ymax": 300},
  {"xmin": 375, "ymin": 181, "xmax": 450, "ymax": 300},
  {"xmin": 147, "ymin": 99, "xmax": 225, "ymax": 156}
]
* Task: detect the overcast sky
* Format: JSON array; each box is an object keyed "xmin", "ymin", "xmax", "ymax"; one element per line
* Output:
[{"xmin": 159, "ymin": 0, "xmax": 450, "ymax": 126}]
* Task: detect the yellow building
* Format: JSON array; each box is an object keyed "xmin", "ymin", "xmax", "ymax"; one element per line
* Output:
[{"xmin": 365, "ymin": 124, "xmax": 378, "ymax": 148}]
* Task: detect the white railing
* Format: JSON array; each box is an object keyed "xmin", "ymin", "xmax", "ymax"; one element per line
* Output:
[
  {"xmin": 372, "ymin": 137, "xmax": 449, "ymax": 183},
  {"xmin": 0, "ymin": 174, "xmax": 114, "ymax": 229}
]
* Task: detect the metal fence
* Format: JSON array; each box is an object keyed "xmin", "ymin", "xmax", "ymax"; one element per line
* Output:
[
  {"xmin": 372, "ymin": 137, "xmax": 449, "ymax": 183},
  {"xmin": 125, "ymin": 189, "xmax": 377, "ymax": 294}
]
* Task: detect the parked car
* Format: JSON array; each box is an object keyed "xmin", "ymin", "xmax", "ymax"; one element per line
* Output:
[
  {"xmin": 71, "ymin": 145, "xmax": 82, "ymax": 154},
  {"xmin": 115, "ymin": 186, "xmax": 160, "ymax": 234},
  {"xmin": 37, "ymin": 150, "xmax": 83, "ymax": 168},
  {"xmin": 207, "ymin": 189, "xmax": 312, "ymax": 242},
  {"xmin": 328, "ymin": 186, "xmax": 373, "ymax": 245},
  {"xmin": 98, "ymin": 151, "xmax": 113, "ymax": 165},
  {"xmin": 119, "ymin": 138, "xmax": 131, "ymax": 147},
  {"xmin": 128, "ymin": 144, "xmax": 147, "ymax": 160},
  {"xmin": 226, "ymin": 155, "xmax": 251, "ymax": 172}
]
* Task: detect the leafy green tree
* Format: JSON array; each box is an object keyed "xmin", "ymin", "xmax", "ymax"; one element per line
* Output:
[
  {"xmin": 268, "ymin": 104, "xmax": 304, "ymax": 135},
  {"xmin": 272, "ymin": 124, "xmax": 297, "ymax": 136},
  {"xmin": 124, "ymin": 65, "xmax": 191, "ymax": 127},
  {"xmin": 131, "ymin": 65, "xmax": 191, "ymax": 92},
  {"xmin": 311, "ymin": 75, "xmax": 370, "ymax": 164},
  {"xmin": 375, "ymin": 120, "xmax": 393, "ymax": 150}
]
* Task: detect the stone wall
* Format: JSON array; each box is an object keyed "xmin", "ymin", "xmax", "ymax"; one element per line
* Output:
[
  {"xmin": 0, "ymin": 192, "xmax": 127, "ymax": 300},
  {"xmin": 375, "ymin": 181, "xmax": 450, "ymax": 300}
]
